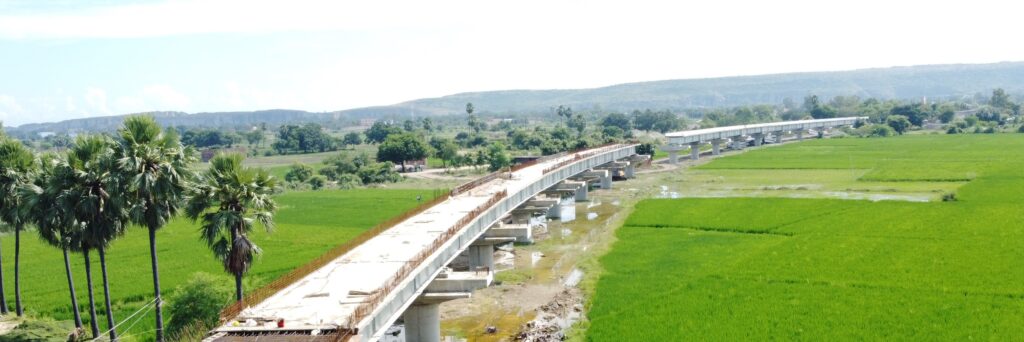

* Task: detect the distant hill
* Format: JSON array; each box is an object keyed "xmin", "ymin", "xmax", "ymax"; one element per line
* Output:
[
  {"xmin": 12, "ymin": 61, "xmax": 1024, "ymax": 135},
  {"xmin": 10, "ymin": 109, "xmax": 342, "ymax": 136},
  {"xmin": 359, "ymin": 61, "xmax": 1024, "ymax": 116}
]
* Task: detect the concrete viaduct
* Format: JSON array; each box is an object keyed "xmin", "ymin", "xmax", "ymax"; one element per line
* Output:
[
  {"xmin": 662, "ymin": 117, "xmax": 866, "ymax": 163},
  {"xmin": 206, "ymin": 143, "xmax": 645, "ymax": 342},
  {"xmin": 204, "ymin": 117, "xmax": 864, "ymax": 342}
]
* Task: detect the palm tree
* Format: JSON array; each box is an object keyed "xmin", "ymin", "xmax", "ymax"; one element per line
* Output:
[
  {"xmin": 114, "ymin": 116, "xmax": 195, "ymax": 341},
  {"xmin": 0, "ymin": 137, "xmax": 37, "ymax": 316},
  {"xmin": 186, "ymin": 153, "xmax": 277, "ymax": 301},
  {"xmin": 24, "ymin": 152, "xmax": 86, "ymax": 335},
  {"xmin": 62, "ymin": 135, "xmax": 129, "ymax": 341}
]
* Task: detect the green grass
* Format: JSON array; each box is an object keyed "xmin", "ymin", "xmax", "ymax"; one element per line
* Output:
[
  {"xmin": 586, "ymin": 134, "xmax": 1024, "ymax": 340},
  {"xmin": 0, "ymin": 189, "xmax": 440, "ymax": 341}
]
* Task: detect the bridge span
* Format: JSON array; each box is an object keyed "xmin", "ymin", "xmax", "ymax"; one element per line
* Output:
[
  {"xmin": 662, "ymin": 117, "xmax": 866, "ymax": 163},
  {"xmin": 207, "ymin": 143, "xmax": 641, "ymax": 341}
]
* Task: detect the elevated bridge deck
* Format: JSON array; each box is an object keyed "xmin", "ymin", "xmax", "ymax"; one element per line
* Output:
[{"xmin": 211, "ymin": 143, "xmax": 637, "ymax": 341}]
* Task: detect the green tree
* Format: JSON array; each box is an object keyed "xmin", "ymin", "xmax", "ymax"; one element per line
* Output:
[
  {"xmin": 343, "ymin": 132, "xmax": 363, "ymax": 146},
  {"xmin": 364, "ymin": 121, "xmax": 403, "ymax": 144},
  {"xmin": 990, "ymin": 88, "xmax": 1012, "ymax": 109},
  {"xmin": 63, "ymin": 135, "xmax": 129, "ymax": 340},
  {"xmin": 244, "ymin": 130, "xmax": 264, "ymax": 147},
  {"xmin": 284, "ymin": 163, "xmax": 313, "ymax": 183},
  {"xmin": 433, "ymin": 138, "xmax": 459, "ymax": 169},
  {"xmin": 166, "ymin": 273, "xmax": 231, "ymax": 339},
  {"xmin": 186, "ymin": 153, "xmax": 277, "ymax": 301},
  {"xmin": 377, "ymin": 133, "xmax": 431, "ymax": 172},
  {"xmin": 886, "ymin": 115, "xmax": 911, "ymax": 135},
  {"xmin": 23, "ymin": 152, "xmax": 87, "ymax": 334},
  {"xmin": 600, "ymin": 113, "xmax": 631, "ymax": 132},
  {"xmin": 114, "ymin": 116, "xmax": 196, "ymax": 341},
  {"xmin": 556, "ymin": 105, "xmax": 573, "ymax": 122},
  {"xmin": 486, "ymin": 142, "xmax": 511, "ymax": 171},
  {"xmin": 0, "ymin": 137, "xmax": 37, "ymax": 317},
  {"xmin": 568, "ymin": 113, "xmax": 587, "ymax": 137}
]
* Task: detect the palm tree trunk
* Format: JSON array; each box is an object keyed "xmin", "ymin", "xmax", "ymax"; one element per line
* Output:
[
  {"xmin": 14, "ymin": 224, "xmax": 22, "ymax": 316},
  {"xmin": 98, "ymin": 246, "xmax": 117, "ymax": 341},
  {"xmin": 83, "ymin": 249, "xmax": 100, "ymax": 338},
  {"xmin": 235, "ymin": 273, "xmax": 243, "ymax": 302},
  {"xmin": 231, "ymin": 227, "xmax": 243, "ymax": 301},
  {"xmin": 148, "ymin": 227, "xmax": 165, "ymax": 342},
  {"xmin": 62, "ymin": 248, "xmax": 83, "ymax": 329},
  {"xmin": 0, "ymin": 237, "xmax": 7, "ymax": 314}
]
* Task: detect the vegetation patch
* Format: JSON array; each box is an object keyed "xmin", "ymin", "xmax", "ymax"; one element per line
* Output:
[{"xmin": 586, "ymin": 134, "xmax": 1024, "ymax": 340}]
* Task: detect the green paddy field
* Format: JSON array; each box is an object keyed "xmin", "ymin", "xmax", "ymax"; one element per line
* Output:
[
  {"xmin": 586, "ymin": 134, "xmax": 1024, "ymax": 340},
  {"xmin": 0, "ymin": 189, "xmax": 438, "ymax": 340}
]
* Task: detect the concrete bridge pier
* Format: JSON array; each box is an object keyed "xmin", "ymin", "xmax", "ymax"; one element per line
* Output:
[
  {"xmin": 624, "ymin": 161, "xmax": 635, "ymax": 178},
  {"xmin": 710, "ymin": 139, "xmax": 726, "ymax": 156},
  {"xmin": 689, "ymin": 142, "xmax": 701, "ymax": 160},
  {"xmin": 796, "ymin": 130, "xmax": 804, "ymax": 141},
  {"xmin": 403, "ymin": 303, "xmax": 441, "ymax": 342},
  {"xmin": 547, "ymin": 195, "xmax": 576, "ymax": 222},
  {"xmin": 484, "ymin": 223, "xmax": 532, "ymax": 243},
  {"xmin": 578, "ymin": 170, "xmax": 612, "ymax": 189},
  {"xmin": 772, "ymin": 131, "xmax": 784, "ymax": 144},
  {"xmin": 467, "ymin": 244, "xmax": 495, "ymax": 271},
  {"xmin": 730, "ymin": 135, "xmax": 745, "ymax": 150},
  {"xmin": 752, "ymin": 133, "xmax": 764, "ymax": 146}
]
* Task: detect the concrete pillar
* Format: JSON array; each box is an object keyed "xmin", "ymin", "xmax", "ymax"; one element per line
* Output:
[
  {"xmin": 404, "ymin": 303, "xmax": 441, "ymax": 342},
  {"xmin": 668, "ymin": 151, "xmax": 679, "ymax": 164},
  {"xmin": 597, "ymin": 171, "xmax": 612, "ymax": 189},
  {"xmin": 689, "ymin": 142, "xmax": 701, "ymax": 160},
  {"xmin": 773, "ymin": 131, "xmax": 783, "ymax": 144},
  {"xmin": 468, "ymin": 245, "xmax": 494, "ymax": 271},
  {"xmin": 731, "ymin": 136, "xmax": 745, "ymax": 150},
  {"xmin": 624, "ymin": 162, "xmax": 635, "ymax": 178},
  {"xmin": 546, "ymin": 196, "xmax": 576, "ymax": 222},
  {"xmin": 796, "ymin": 131, "xmax": 803, "ymax": 141},
  {"xmin": 711, "ymin": 139, "xmax": 724, "ymax": 156},
  {"xmin": 752, "ymin": 133, "xmax": 764, "ymax": 146},
  {"xmin": 574, "ymin": 184, "xmax": 588, "ymax": 201}
]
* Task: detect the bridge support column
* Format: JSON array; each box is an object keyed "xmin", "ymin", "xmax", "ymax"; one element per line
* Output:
[
  {"xmin": 710, "ymin": 139, "xmax": 725, "ymax": 156},
  {"xmin": 547, "ymin": 196, "xmax": 576, "ymax": 222},
  {"xmin": 624, "ymin": 162, "xmax": 635, "ymax": 178},
  {"xmin": 575, "ymin": 183, "xmax": 589, "ymax": 201},
  {"xmin": 689, "ymin": 142, "xmax": 701, "ymax": 160},
  {"xmin": 796, "ymin": 131, "xmax": 803, "ymax": 141},
  {"xmin": 403, "ymin": 303, "xmax": 441, "ymax": 342},
  {"xmin": 773, "ymin": 131, "xmax": 784, "ymax": 144},
  {"xmin": 668, "ymin": 151, "xmax": 679, "ymax": 164},
  {"xmin": 731, "ymin": 136, "xmax": 745, "ymax": 150},
  {"xmin": 752, "ymin": 133, "xmax": 764, "ymax": 146},
  {"xmin": 468, "ymin": 245, "xmax": 494, "ymax": 271}
]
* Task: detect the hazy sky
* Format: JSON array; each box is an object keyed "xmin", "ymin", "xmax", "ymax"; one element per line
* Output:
[{"xmin": 2, "ymin": 0, "xmax": 1023, "ymax": 126}]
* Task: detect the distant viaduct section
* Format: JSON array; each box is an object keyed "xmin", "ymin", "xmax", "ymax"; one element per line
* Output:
[{"xmin": 662, "ymin": 117, "xmax": 867, "ymax": 163}]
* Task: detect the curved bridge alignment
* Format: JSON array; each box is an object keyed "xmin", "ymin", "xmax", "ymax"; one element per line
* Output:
[
  {"xmin": 662, "ymin": 117, "xmax": 866, "ymax": 163},
  {"xmin": 209, "ymin": 143, "xmax": 638, "ymax": 341}
]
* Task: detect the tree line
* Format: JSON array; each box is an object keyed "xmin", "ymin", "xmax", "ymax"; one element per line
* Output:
[{"xmin": 0, "ymin": 116, "xmax": 279, "ymax": 341}]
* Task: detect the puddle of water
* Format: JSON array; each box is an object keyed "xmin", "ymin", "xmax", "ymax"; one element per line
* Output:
[{"xmin": 564, "ymin": 268, "xmax": 584, "ymax": 287}]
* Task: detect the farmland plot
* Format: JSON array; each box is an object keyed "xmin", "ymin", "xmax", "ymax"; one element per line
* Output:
[{"xmin": 586, "ymin": 135, "xmax": 1024, "ymax": 340}]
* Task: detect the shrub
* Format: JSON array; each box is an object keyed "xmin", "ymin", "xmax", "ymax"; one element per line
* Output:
[
  {"xmin": 942, "ymin": 192, "xmax": 958, "ymax": 202},
  {"xmin": 166, "ymin": 273, "xmax": 232, "ymax": 338},
  {"xmin": 1018, "ymin": 125, "xmax": 1024, "ymax": 133},
  {"xmin": 308, "ymin": 175, "xmax": 327, "ymax": 190}
]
